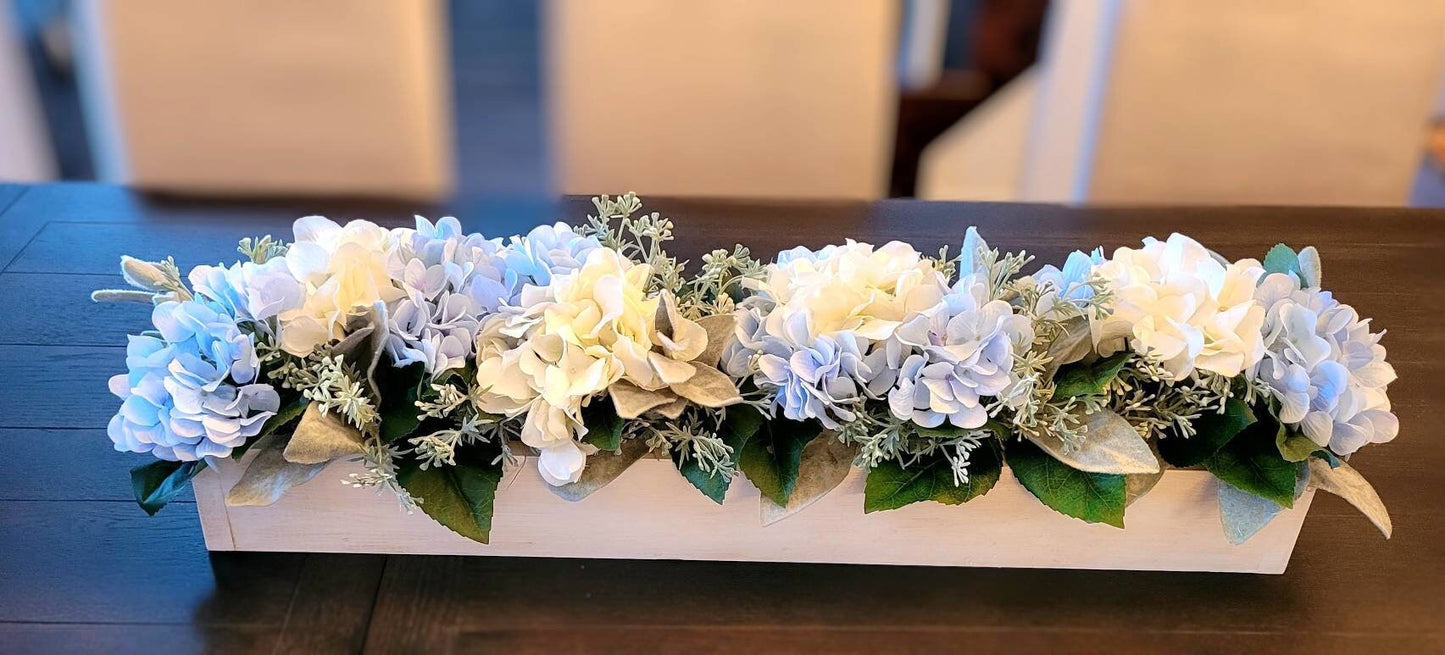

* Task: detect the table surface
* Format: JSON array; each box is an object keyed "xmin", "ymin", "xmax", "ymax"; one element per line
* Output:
[{"xmin": 0, "ymin": 183, "xmax": 1442, "ymax": 654}]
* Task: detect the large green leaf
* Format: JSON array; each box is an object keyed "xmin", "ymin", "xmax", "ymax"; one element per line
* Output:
[
  {"xmin": 1006, "ymin": 437, "xmax": 1126, "ymax": 528},
  {"xmin": 378, "ymin": 362, "xmax": 426, "ymax": 443},
  {"xmin": 1050, "ymin": 352, "xmax": 1131, "ymax": 400},
  {"xmin": 675, "ymin": 405, "xmax": 764, "ymax": 504},
  {"xmin": 1262, "ymin": 244, "xmax": 1303, "ymax": 279},
  {"xmin": 131, "ymin": 459, "xmax": 207, "ymax": 516},
  {"xmin": 738, "ymin": 417, "xmax": 823, "ymax": 506},
  {"xmin": 396, "ymin": 445, "xmax": 504, "ymax": 544},
  {"xmin": 1203, "ymin": 418, "xmax": 1296, "ymax": 508},
  {"xmin": 581, "ymin": 401, "xmax": 625, "ymax": 451},
  {"xmin": 1158, "ymin": 397, "xmax": 1254, "ymax": 467},
  {"xmin": 864, "ymin": 440, "xmax": 1001, "ymax": 513}
]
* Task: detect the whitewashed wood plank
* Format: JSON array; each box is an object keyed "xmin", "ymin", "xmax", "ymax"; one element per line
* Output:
[{"xmin": 196, "ymin": 456, "xmax": 1313, "ymax": 574}]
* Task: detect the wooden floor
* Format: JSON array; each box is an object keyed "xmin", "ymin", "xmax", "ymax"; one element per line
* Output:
[{"xmin": 1, "ymin": 183, "xmax": 1443, "ymax": 654}]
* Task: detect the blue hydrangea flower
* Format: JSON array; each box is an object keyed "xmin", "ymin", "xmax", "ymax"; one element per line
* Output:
[
  {"xmin": 500, "ymin": 222, "xmax": 600, "ymax": 295},
  {"xmin": 188, "ymin": 258, "xmax": 304, "ymax": 334},
  {"xmin": 107, "ymin": 300, "xmax": 280, "ymax": 461}
]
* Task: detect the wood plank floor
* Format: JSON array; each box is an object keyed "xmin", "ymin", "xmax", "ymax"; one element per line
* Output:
[{"xmin": 1, "ymin": 184, "xmax": 1442, "ymax": 654}]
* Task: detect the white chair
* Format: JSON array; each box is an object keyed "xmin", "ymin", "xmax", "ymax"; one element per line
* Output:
[
  {"xmin": 545, "ymin": 0, "xmax": 898, "ymax": 199},
  {"xmin": 920, "ymin": 0, "xmax": 1445, "ymax": 206},
  {"xmin": 71, "ymin": 0, "xmax": 454, "ymax": 199}
]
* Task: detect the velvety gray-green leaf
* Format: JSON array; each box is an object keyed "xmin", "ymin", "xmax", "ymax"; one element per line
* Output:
[
  {"xmin": 550, "ymin": 438, "xmax": 650, "ymax": 502},
  {"xmin": 225, "ymin": 434, "xmax": 328, "ymax": 506},
  {"xmin": 1309, "ymin": 458, "xmax": 1392, "ymax": 538},
  {"xmin": 283, "ymin": 403, "xmax": 366, "ymax": 465},
  {"xmin": 1024, "ymin": 408, "xmax": 1159, "ymax": 474}
]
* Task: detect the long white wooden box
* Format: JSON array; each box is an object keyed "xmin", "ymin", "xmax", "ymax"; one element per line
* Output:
[{"xmin": 193, "ymin": 458, "xmax": 1315, "ymax": 574}]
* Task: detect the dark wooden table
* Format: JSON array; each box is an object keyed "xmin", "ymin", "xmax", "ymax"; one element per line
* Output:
[{"xmin": 1, "ymin": 183, "xmax": 1442, "ymax": 654}]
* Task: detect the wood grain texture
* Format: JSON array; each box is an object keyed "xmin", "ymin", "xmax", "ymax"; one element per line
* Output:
[{"xmin": 1, "ymin": 183, "xmax": 1442, "ymax": 653}]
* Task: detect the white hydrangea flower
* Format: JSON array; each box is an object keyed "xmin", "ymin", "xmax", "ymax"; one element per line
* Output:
[
  {"xmin": 1254, "ymin": 273, "xmax": 1398, "ymax": 455},
  {"xmin": 473, "ymin": 248, "xmax": 656, "ymax": 485},
  {"xmin": 882, "ymin": 280, "xmax": 1034, "ymax": 429},
  {"xmin": 278, "ymin": 217, "xmax": 406, "ymax": 355},
  {"xmin": 1091, "ymin": 233, "xmax": 1266, "ymax": 379},
  {"xmin": 724, "ymin": 240, "xmax": 950, "ymax": 427}
]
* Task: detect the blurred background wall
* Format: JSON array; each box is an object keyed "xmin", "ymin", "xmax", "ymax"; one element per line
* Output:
[{"xmin": 4, "ymin": 0, "xmax": 1445, "ymax": 207}]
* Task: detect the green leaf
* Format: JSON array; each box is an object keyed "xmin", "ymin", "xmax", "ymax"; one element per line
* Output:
[
  {"xmin": 1203, "ymin": 418, "xmax": 1297, "ymax": 508},
  {"xmin": 378, "ymin": 362, "xmax": 426, "ymax": 442},
  {"xmin": 1158, "ymin": 397, "xmax": 1255, "ymax": 467},
  {"xmin": 1275, "ymin": 424, "xmax": 1319, "ymax": 462},
  {"xmin": 738, "ymin": 417, "xmax": 823, "ymax": 506},
  {"xmin": 1263, "ymin": 244, "xmax": 1302, "ymax": 278},
  {"xmin": 864, "ymin": 440, "xmax": 1001, "ymax": 513},
  {"xmin": 1050, "ymin": 352, "xmax": 1131, "ymax": 400},
  {"xmin": 1006, "ymin": 437, "xmax": 1126, "ymax": 528},
  {"xmin": 131, "ymin": 459, "xmax": 207, "ymax": 516},
  {"xmin": 676, "ymin": 405, "xmax": 765, "ymax": 503},
  {"xmin": 396, "ymin": 445, "xmax": 503, "ymax": 544},
  {"xmin": 581, "ymin": 401, "xmax": 625, "ymax": 451}
]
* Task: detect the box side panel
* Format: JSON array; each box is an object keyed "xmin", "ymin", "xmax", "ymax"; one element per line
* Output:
[{"xmin": 197, "ymin": 457, "xmax": 1313, "ymax": 573}]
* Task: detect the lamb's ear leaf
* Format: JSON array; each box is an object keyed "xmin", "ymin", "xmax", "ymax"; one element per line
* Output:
[
  {"xmin": 1297, "ymin": 246, "xmax": 1322, "ymax": 287},
  {"xmin": 1159, "ymin": 397, "xmax": 1254, "ymax": 467},
  {"xmin": 550, "ymin": 438, "xmax": 650, "ymax": 502},
  {"xmin": 132, "ymin": 459, "xmax": 207, "ymax": 516},
  {"xmin": 1023, "ymin": 408, "xmax": 1159, "ymax": 475},
  {"xmin": 283, "ymin": 404, "xmax": 365, "ymax": 465},
  {"xmin": 226, "ymin": 435, "xmax": 329, "ymax": 506},
  {"xmin": 738, "ymin": 418, "xmax": 823, "ymax": 506},
  {"xmin": 396, "ymin": 444, "xmax": 503, "ymax": 544},
  {"xmin": 676, "ymin": 405, "xmax": 765, "ymax": 504},
  {"xmin": 1263, "ymin": 244, "xmax": 1303, "ymax": 279},
  {"xmin": 1006, "ymin": 437, "xmax": 1126, "ymax": 528},
  {"xmin": 1309, "ymin": 458, "xmax": 1392, "ymax": 538},
  {"xmin": 864, "ymin": 439, "xmax": 1001, "ymax": 513}
]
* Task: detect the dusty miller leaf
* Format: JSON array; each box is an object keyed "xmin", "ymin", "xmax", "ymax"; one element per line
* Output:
[
  {"xmin": 550, "ymin": 438, "xmax": 650, "ymax": 502},
  {"xmin": 1023, "ymin": 408, "xmax": 1159, "ymax": 475},
  {"xmin": 226, "ymin": 434, "xmax": 329, "ymax": 506},
  {"xmin": 283, "ymin": 403, "xmax": 365, "ymax": 465},
  {"xmin": 1309, "ymin": 458, "xmax": 1392, "ymax": 538}
]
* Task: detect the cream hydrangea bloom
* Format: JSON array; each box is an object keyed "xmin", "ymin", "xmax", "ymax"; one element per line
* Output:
[
  {"xmin": 278, "ymin": 217, "xmax": 406, "ymax": 355},
  {"xmin": 1091, "ymin": 233, "xmax": 1266, "ymax": 379},
  {"xmin": 474, "ymin": 248, "xmax": 657, "ymax": 485},
  {"xmin": 725, "ymin": 241, "xmax": 951, "ymax": 427}
]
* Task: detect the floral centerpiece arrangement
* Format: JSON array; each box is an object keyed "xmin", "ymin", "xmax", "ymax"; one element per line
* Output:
[{"xmin": 96, "ymin": 195, "xmax": 1395, "ymax": 545}]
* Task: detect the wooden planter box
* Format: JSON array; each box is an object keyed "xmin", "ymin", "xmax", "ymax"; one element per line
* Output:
[{"xmin": 193, "ymin": 458, "xmax": 1316, "ymax": 574}]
